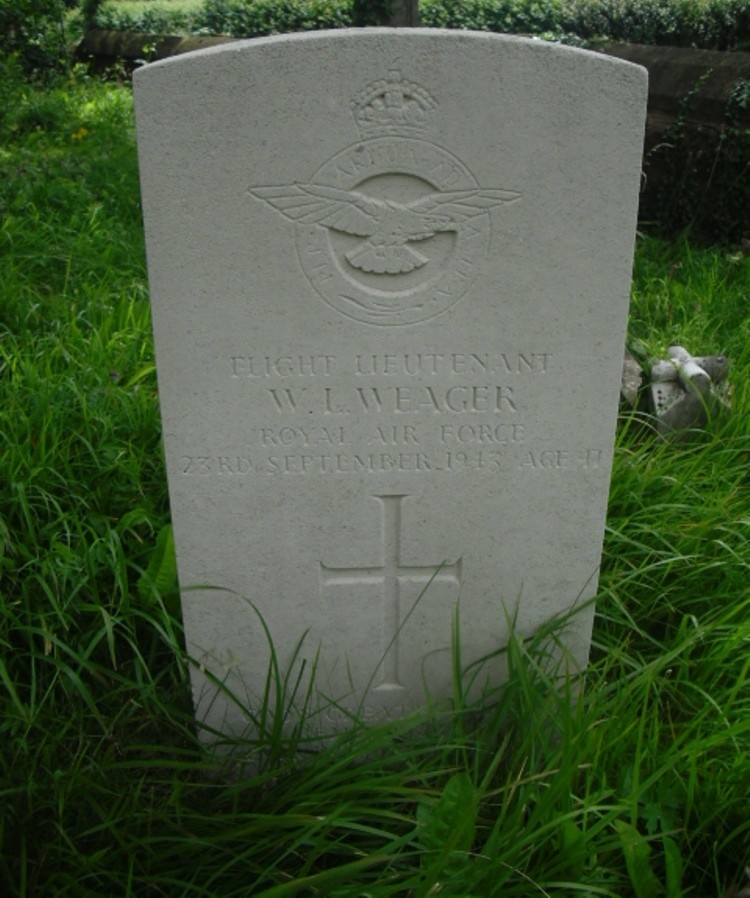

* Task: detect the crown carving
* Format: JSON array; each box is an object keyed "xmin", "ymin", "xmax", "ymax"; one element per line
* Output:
[{"xmin": 351, "ymin": 70, "xmax": 436, "ymax": 137}]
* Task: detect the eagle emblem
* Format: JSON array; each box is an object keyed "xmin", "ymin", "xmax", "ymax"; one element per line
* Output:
[{"xmin": 251, "ymin": 184, "xmax": 520, "ymax": 275}]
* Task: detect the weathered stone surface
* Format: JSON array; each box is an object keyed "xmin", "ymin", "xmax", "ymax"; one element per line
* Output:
[{"xmin": 134, "ymin": 29, "xmax": 646, "ymax": 738}]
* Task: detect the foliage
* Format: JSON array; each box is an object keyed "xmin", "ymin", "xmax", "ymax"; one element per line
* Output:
[
  {"xmin": 0, "ymin": 64, "xmax": 170, "ymax": 741},
  {"xmin": 80, "ymin": 0, "xmax": 106, "ymax": 29},
  {"xmin": 0, "ymin": 0, "xmax": 77, "ymax": 71},
  {"xmin": 89, "ymin": 0, "xmax": 750, "ymax": 50},
  {"xmin": 421, "ymin": 0, "xmax": 566, "ymax": 39},
  {"xmin": 642, "ymin": 77, "xmax": 750, "ymax": 245},
  {"xmin": 198, "ymin": 0, "xmax": 351, "ymax": 36},
  {"xmin": 93, "ymin": 0, "xmax": 207, "ymax": 34},
  {"xmin": 92, "ymin": 0, "xmax": 351, "ymax": 35},
  {"xmin": 555, "ymin": 0, "xmax": 750, "ymax": 50},
  {"xmin": 421, "ymin": 0, "xmax": 750, "ymax": 49},
  {"xmin": 629, "ymin": 235, "xmax": 750, "ymax": 360},
  {"xmin": 2, "ymin": 71, "xmax": 750, "ymax": 897},
  {"xmin": 351, "ymin": 0, "xmax": 393, "ymax": 27}
]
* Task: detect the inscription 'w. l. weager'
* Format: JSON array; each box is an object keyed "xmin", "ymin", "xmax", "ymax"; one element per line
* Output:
[
  {"xmin": 133, "ymin": 29, "xmax": 647, "ymax": 741},
  {"xmin": 249, "ymin": 69, "xmax": 521, "ymax": 326}
]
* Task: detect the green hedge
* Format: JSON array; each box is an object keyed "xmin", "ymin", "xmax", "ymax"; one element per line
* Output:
[
  {"xmin": 90, "ymin": 0, "xmax": 750, "ymax": 50},
  {"xmin": 91, "ymin": 1, "xmax": 208, "ymax": 34},
  {"xmin": 552, "ymin": 0, "xmax": 750, "ymax": 50},
  {"xmin": 198, "ymin": 0, "xmax": 351, "ymax": 36},
  {"xmin": 90, "ymin": 0, "xmax": 352, "ymax": 35}
]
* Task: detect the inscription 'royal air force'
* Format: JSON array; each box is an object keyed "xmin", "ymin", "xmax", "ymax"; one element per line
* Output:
[{"xmin": 249, "ymin": 69, "xmax": 521, "ymax": 326}]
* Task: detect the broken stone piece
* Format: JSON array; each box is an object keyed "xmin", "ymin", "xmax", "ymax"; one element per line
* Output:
[
  {"xmin": 648, "ymin": 345, "xmax": 730, "ymax": 438},
  {"xmin": 620, "ymin": 349, "xmax": 644, "ymax": 409}
]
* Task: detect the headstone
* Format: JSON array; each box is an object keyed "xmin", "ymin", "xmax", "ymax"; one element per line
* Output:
[{"xmin": 133, "ymin": 29, "xmax": 647, "ymax": 739}]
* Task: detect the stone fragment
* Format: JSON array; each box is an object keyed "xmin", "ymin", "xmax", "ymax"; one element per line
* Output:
[
  {"xmin": 648, "ymin": 345, "xmax": 730, "ymax": 437},
  {"xmin": 621, "ymin": 349, "xmax": 644, "ymax": 410}
]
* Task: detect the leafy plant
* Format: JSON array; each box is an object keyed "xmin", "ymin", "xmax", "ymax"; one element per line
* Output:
[
  {"xmin": 84, "ymin": 0, "xmax": 750, "ymax": 49},
  {"xmin": 197, "ymin": 0, "xmax": 352, "ymax": 37},
  {"xmin": 93, "ymin": 0, "xmax": 207, "ymax": 34},
  {"xmin": 137, "ymin": 523, "xmax": 179, "ymax": 612},
  {"xmin": 642, "ymin": 76, "xmax": 750, "ymax": 244},
  {"xmin": 417, "ymin": 772, "xmax": 478, "ymax": 885},
  {"xmin": 0, "ymin": 0, "xmax": 77, "ymax": 71}
]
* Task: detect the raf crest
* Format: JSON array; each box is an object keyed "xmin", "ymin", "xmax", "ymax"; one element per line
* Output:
[{"xmin": 249, "ymin": 68, "xmax": 521, "ymax": 327}]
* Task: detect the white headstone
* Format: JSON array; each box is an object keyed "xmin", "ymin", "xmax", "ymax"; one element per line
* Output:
[{"xmin": 134, "ymin": 29, "xmax": 647, "ymax": 738}]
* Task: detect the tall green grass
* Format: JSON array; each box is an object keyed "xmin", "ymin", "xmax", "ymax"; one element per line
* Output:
[{"xmin": 2, "ymin": 66, "xmax": 750, "ymax": 896}]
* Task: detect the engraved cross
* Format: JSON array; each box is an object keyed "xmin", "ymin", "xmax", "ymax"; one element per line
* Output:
[{"xmin": 320, "ymin": 494, "xmax": 462, "ymax": 691}]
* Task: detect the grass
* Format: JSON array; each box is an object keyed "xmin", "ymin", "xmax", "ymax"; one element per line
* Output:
[{"xmin": 2, "ymin": 64, "xmax": 750, "ymax": 896}]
